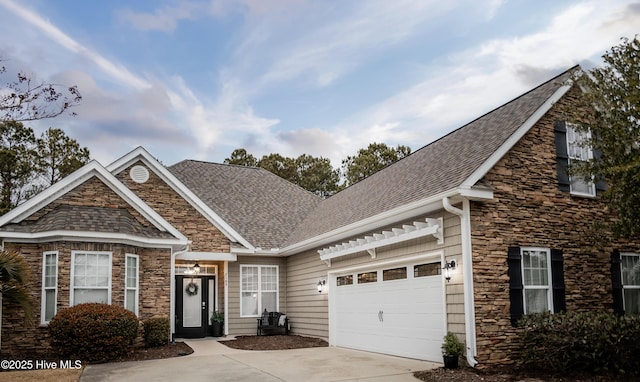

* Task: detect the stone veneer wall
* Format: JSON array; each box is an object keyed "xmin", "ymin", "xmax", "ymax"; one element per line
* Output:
[
  {"xmin": 469, "ymin": 87, "xmax": 640, "ymax": 366},
  {"xmin": 1, "ymin": 241, "xmax": 171, "ymax": 357},
  {"xmin": 116, "ymin": 161, "xmax": 231, "ymax": 253}
]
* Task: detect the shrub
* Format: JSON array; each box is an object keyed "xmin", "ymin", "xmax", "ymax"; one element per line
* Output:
[
  {"xmin": 143, "ymin": 317, "xmax": 170, "ymax": 348},
  {"xmin": 518, "ymin": 311, "xmax": 640, "ymax": 375},
  {"xmin": 48, "ymin": 303, "xmax": 139, "ymax": 363}
]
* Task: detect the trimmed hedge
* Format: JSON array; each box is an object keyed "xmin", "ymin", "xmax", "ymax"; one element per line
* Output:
[
  {"xmin": 518, "ymin": 311, "xmax": 640, "ymax": 375},
  {"xmin": 48, "ymin": 303, "xmax": 139, "ymax": 363},
  {"xmin": 143, "ymin": 317, "xmax": 170, "ymax": 348}
]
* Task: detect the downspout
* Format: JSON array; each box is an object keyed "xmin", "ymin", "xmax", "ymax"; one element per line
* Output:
[{"xmin": 442, "ymin": 197, "xmax": 478, "ymax": 368}]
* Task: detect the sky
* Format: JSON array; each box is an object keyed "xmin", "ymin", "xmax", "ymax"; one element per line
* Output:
[{"xmin": 0, "ymin": 0, "xmax": 638, "ymax": 168}]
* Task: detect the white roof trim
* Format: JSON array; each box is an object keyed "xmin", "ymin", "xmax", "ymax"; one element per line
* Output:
[
  {"xmin": 318, "ymin": 218, "xmax": 443, "ymax": 265},
  {"xmin": 0, "ymin": 230, "xmax": 187, "ymax": 249},
  {"xmin": 175, "ymin": 251, "xmax": 237, "ymax": 261},
  {"xmin": 461, "ymin": 84, "xmax": 572, "ymax": 188},
  {"xmin": 281, "ymin": 186, "xmax": 493, "ymax": 256},
  {"xmin": 0, "ymin": 161, "xmax": 187, "ymax": 243},
  {"xmin": 107, "ymin": 147, "xmax": 254, "ymax": 250}
]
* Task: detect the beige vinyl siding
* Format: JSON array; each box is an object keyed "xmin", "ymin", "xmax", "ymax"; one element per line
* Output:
[
  {"xmin": 227, "ymin": 256, "xmax": 287, "ymax": 335},
  {"xmin": 285, "ymin": 210, "xmax": 465, "ymax": 340},
  {"xmin": 286, "ymin": 251, "xmax": 329, "ymax": 338}
]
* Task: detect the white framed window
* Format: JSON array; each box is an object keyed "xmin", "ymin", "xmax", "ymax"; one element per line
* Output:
[
  {"xmin": 125, "ymin": 254, "xmax": 139, "ymax": 315},
  {"xmin": 621, "ymin": 253, "xmax": 640, "ymax": 314},
  {"xmin": 240, "ymin": 265, "xmax": 278, "ymax": 317},
  {"xmin": 70, "ymin": 251, "xmax": 112, "ymax": 306},
  {"xmin": 521, "ymin": 248, "xmax": 553, "ymax": 314},
  {"xmin": 566, "ymin": 123, "xmax": 595, "ymax": 197},
  {"xmin": 41, "ymin": 251, "xmax": 58, "ymax": 324}
]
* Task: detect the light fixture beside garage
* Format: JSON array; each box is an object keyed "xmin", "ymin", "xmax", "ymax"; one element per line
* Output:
[
  {"xmin": 317, "ymin": 279, "xmax": 326, "ymax": 293},
  {"xmin": 442, "ymin": 260, "xmax": 456, "ymax": 282}
]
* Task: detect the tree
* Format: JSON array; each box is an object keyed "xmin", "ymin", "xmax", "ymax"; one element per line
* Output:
[
  {"xmin": 35, "ymin": 127, "xmax": 90, "ymax": 186},
  {"xmin": 258, "ymin": 153, "xmax": 298, "ymax": 183},
  {"xmin": 341, "ymin": 143, "xmax": 411, "ymax": 186},
  {"xmin": 224, "ymin": 148, "xmax": 258, "ymax": 167},
  {"xmin": 570, "ymin": 36, "xmax": 640, "ymax": 240},
  {"xmin": 295, "ymin": 154, "xmax": 340, "ymax": 197},
  {"xmin": 0, "ymin": 121, "xmax": 37, "ymax": 215},
  {"xmin": 224, "ymin": 148, "xmax": 341, "ymax": 197},
  {"xmin": 0, "ymin": 249, "xmax": 34, "ymax": 325},
  {"xmin": 1, "ymin": 60, "xmax": 82, "ymax": 122}
]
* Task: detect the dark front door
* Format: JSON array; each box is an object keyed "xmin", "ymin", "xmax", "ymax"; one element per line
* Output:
[{"xmin": 175, "ymin": 276, "xmax": 215, "ymax": 338}]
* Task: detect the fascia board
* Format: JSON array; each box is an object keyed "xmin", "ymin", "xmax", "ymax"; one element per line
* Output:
[
  {"xmin": 461, "ymin": 84, "xmax": 572, "ymax": 189},
  {"xmin": 0, "ymin": 230, "xmax": 188, "ymax": 248},
  {"xmin": 107, "ymin": 147, "xmax": 254, "ymax": 250},
  {"xmin": 279, "ymin": 189, "xmax": 460, "ymax": 256}
]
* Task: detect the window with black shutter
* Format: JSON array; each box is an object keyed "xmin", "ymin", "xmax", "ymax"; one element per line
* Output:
[
  {"xmin": 555, "ymin": 120, "xmax": 606, "ymax": 195},
  {"xmin": 508, "ymin": 247, "xmax": 565, "ymax": 326},
  {"xmin": 612, "ymin": 251, "xmax": 640, "ymax": 314}
]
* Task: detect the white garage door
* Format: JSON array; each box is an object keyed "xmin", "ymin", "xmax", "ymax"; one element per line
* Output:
[{"xmin": 331, "ymin": 259, "xmax": 445, "ymax": 361}]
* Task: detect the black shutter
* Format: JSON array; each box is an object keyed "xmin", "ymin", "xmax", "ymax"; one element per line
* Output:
[
  {"xmin": 611, "ymin": 250, "xmax": 624, "ymax": 315},
  {"xmin": 592, "ymin": 142, "xmax": 608, "ymax": 193},
  {"xmin": 550, "ymin": 249, "xmax": 566, "ymax": 313},
  {"xmin": 554, "ymin": 121, "xmax": 570, "ymax": 192},
  {"xmin": 508, "ymin": 247, "xmax": 524, "ymax": 326}
]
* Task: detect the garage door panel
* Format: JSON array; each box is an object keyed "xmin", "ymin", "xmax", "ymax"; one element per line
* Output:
[{"xmin": 332, "ymin": 262, "xmax": 445, "ymax": 362}]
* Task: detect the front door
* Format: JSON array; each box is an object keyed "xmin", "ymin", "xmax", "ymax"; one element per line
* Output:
[{"xmin": 175, "ymin": 276, "xmax": 216, "ymax": 338}]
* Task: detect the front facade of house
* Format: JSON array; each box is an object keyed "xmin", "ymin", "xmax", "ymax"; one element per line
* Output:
[{"xmin": 2, "ymin": 67, "xmax": 639, "ymax": 367}]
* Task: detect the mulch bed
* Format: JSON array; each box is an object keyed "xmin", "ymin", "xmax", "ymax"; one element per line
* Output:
[
  {"xmin": 414, "ymin": 366, "xmax": 635, "ymax": 382},
  {"xmin": 219, "ymin": 335, "xmax": 328, "ymax": 350}
]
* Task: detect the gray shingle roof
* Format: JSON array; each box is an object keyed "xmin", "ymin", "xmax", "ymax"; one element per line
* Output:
[
  {"xmin": 167, "ymin": 161, "xmax": 322, "ymax": 249},
  {"xmin": 1, "ymin": 205, "xmax": 175, "ymax": 239},
  {"xmin": 283, "ymin": 67, "xmax": 575, "ymax": 246}
]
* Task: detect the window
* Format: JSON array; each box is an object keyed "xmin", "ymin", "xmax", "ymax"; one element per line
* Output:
[
  {"xmin": 621, "ymin": 253, "xmax": 640, "ymax": 314},
  {"xmin": 71, "ymin": 251, "xmax": 111, "ymax": 305},
  {"xmin": 336, "ymin": 275, "xmax": 353, "ymax": 286},
  {"xmin": 508, "ymin": 247, "xmax": 565, "ymax": 326},
  {"xmin": 41, "ymin": 252, "xmax": 58, "ymax": 324},
  {"xmin": 240, "ymin": 265, "xmax": 278, "ymax": 317},
  {"xmin": 521, "ymin": 248, "xmax": 552, "ymax": 314},
  {"xmin": 125, "ymin": 254, "xmax": 139, "ymax": 315},
  {"xmin": 414, "ymin": 263, "xmax": 441, "ymax": 277},
  {"xmin": 357, "ymin": 271, "xmax": 377, "ymax": 284},
  {"xmin": 383, "ymin": 267, "xmax": 407, "ymax": 281},
  {"xmin": 566, "ymin": 123, "xmax": 595, "ymax": 196}
]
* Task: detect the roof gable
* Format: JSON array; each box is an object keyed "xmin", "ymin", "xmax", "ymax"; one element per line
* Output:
[
  {"xmin": 107, "ymin": 146, "xmax": 253, "ymax": 249},
  {"xmin": 0, "ymin": 161, "xmax": 187, "ymax": 247}
]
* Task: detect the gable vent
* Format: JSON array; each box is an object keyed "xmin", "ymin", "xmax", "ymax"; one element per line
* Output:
[{"xmin": 130, "ymin": 165, "xmax": 150, "ymax": 183}]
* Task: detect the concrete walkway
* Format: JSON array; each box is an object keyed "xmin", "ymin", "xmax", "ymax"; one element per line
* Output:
[{"xmin": 80, "ymin": 338, "xmax": 440, "ymax": 381}]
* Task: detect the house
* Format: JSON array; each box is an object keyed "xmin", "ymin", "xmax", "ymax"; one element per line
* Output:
[{"xmin": 1, "ymin": 66, "xmax": 639, "ymax": 367}]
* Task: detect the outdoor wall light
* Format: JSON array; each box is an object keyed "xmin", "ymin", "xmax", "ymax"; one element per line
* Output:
[
  {"xmin": 193, "ymin": 261, "xmax": 200, "ymax": 274},
  {"xmin": 317, "ymin": 280, "xmax": 326, "ymax": 293},
  {"xmin": 443, "ymin": 260, "xmax": 456, "ymax": 282}
]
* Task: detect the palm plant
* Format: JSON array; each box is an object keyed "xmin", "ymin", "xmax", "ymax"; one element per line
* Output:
[{"xmin": 0, "ymin": 249, "xmax": 34, "ymax": 325}]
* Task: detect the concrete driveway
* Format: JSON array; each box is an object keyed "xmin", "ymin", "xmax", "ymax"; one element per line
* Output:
[{"xmin": 81, "ymin": 338, "xmax": 440, "ymax": 382}]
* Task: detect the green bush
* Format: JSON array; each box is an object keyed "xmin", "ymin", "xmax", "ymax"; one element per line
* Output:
[
  {"xmin": 48, "ymin": 303, "xmax": 139, "ymax": 363},
  {"xmin": 518, "ymin": 311, "xmax": 640, "ymax": 375},
  {"xmin": 143, "ymin": 317, "xmax": 170, "ymax": 348}
]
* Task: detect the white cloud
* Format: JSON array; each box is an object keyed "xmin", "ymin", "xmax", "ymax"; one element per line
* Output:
[
  {"xmin": 0, "ymin": 0, "xmax": 151, "ymax": 90},
  {"xmin": 317, "ymin": 0, "xmax": 640, "ymax": 164},
  {"xmin": 116, "ymin": 1, "xmax": 204, "ymax": 32}
]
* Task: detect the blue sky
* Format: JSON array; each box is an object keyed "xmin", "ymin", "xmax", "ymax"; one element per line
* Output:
[{"xmin": 0, "ymin": 0, "xmax": 638, "ymax": 168}]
